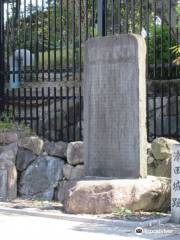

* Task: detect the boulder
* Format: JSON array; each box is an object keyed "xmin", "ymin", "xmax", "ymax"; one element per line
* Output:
[
  {"xmin": 0, "ymin": 143, "xmax": 18, "ymax": 164},
  {"xmin": 0, "ymin": 132, "xmax": 18, "ymax": 144},
  {"xmin": 0, "ymin": 143, "xmax": 18, "ymax": 158},
  {"xmin": 147, "ymin": 156, "xmax": 155, "ymax": 165},
  {"xmin": 67, "ymin": 141, "xmax": 84, "ymax": 165},
  {"xmin": 148, "ymin": 158, "xmax": 171, "ymax": 178},
  {"xmin": 44, "ymin": 141, "xmax": 67, "ymax": 158},
  {"xmin": 63, "ymin": 164, "xmax": 85, "ymax": 180},
  {"xmin": 151, "ymin": 137, "xmax": 179, "ymax": 160},
  {"xmin": 147, "ymin": 142, "xmax": 155, "ymax": 165},
  {"xmin": 18, "ymin": 136, "xmax": 44, "ymax": 155},
  {"xmin": 63, "ymin": 164, "xmax": 73, "ymax": 180},
  {"xmin": 0, "ymin": 159, "xmax": 17, "ymax": 200},
  {"xmin": 16, "ymin": 148, "xmax": 37, "ymax": 171},
  {"xmin": 55, "ymin": 180, "xmax": 77, "ymax": 203},
  {"xmin": 19, "ymin": 155, "xmax": 64, "ymax": 200},
  {"xmin": 0, "ymin": 151, "xmax": 16, "ymax": 164},
  {"xmin": 63, "ymin": 176, "xmax": 170, "ymax": 214}
]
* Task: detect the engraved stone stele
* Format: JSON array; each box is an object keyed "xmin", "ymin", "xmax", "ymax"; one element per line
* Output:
[
  {"xmin": 84, "ymin": 34, "xmax": 147, "ymax": 178},
  {"xmin": 171, "ymin": 144, "xmax": 180, "ymax": 224}
]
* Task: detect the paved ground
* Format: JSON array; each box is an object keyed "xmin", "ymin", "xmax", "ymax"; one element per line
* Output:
[{"xmin": 0, "ymin": 211, "xmax": 179, "ymax": 240}]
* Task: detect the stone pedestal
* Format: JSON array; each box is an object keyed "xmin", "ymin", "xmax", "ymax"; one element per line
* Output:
[
  {"xmin": 171, "ymin": 144, "xmax": 180, "ymax": 224},
  {"xmin": 84, "ymin": 34, "xmax": 147, "ymax": 178}
]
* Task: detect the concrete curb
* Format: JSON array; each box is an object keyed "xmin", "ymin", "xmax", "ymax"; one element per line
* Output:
[{"xmin": 0, "ymin": 206, "xmax": 171, "ymax": 228}]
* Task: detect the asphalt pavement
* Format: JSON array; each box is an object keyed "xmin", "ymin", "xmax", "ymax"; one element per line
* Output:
[{"xmin": 0, "ymin": 209, "xmax": 179, "ymax": 240}]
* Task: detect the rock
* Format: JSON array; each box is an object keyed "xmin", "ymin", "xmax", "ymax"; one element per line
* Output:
[
  {"xmin": 63, "ymin": 176, "xmax": 170, "ymax": 214},
  {"xmin": 44, "ymin": 141, "xmax": 67, "ymax": 158},
  {"xmin": 67, "ymin": 141, "xmax": 84, "ymax": 165},
  {"xmin": 0, "ymin": 151, "xmax": 16, "ymax": 164},
  {"xmin": 147, "ymin": 156, "xmax": 155, "ymax": 165},
  {"xmin": 0, "ymin": 143, "xmax": 18, "ymax": 157},
  {"xmin": 0, "ymin": 159, "xmax": 17, "ymax": 200},
  {"xmin": 0, "ymin": 132, "xmax": 18, "ymax": 144},
  {"xmin": 63, "ymin": 164, "xmax": 73, "ymax": 180},
  {"xmin": 148, "ymin": 158, "xmax": 171, "ymax": 178},
  {"xmin": 70, "ymin": 165, "xmax": 85, "ymax": 180},
  {"xmin": 55, "ymin": 180, "xmax": 77, "ymax": 203},
  {"xmin": 0, "ymin": 143, "xmax": 18, "ymax": 163},
  {"xmin": 18, "ymin": 136, "xmax": 44, "ymax": 155},
  {"xmin": 63, "ymin": 164, "xmax": 85, "ymax": 180},
  {"xmin": 151, "ymin": 137, "xmax": 179, "ymax": 160},
  {"xmin": 16, "ymin": 148, "xmax": 37, "ymax": 171},
  {"xmin": 147, "ymin": 142, "xmax": 155, "ymax": 165},
  {"xmin": 19, "ymin": 155, "xmax": 64, "ymax": 200}
]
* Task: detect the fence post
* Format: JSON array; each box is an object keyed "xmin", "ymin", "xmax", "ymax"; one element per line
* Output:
[
  {"xmin": 0, "ymin": 0, "xmax": 5, "ymax": 113},
  {"xmin": 98, "ymin": 0, "xmax": 106, "ymax": 36}
]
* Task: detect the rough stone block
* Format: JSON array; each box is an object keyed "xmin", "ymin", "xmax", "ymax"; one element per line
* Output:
[
  {"xmin": 67, "ymin": 142, "xmax": 84, "ymax": 165},
  {"xmin": 0, "ymin": 132, "xmax": 18, "ymax": 145},
  {"xmin": 18, "ymin": 136, "xmax": 43, "ymax": 155},
  {"xmin": 19, "ymin": 155, "xmax": 64, "ymax": 200},
  {"xmin": 43, "ymin": 141, "xmax": 67, "ymax": 158},
  {"xmin": 63, "ymin": 164, "xmax": 85, "ymax": 180},
  {"xmin": 63, "ymin": 176, "xmax": 170, "ymax": 214},
  {"xmin": 16, "ymin": 148, "xmax": 37, "ymax": 171}
]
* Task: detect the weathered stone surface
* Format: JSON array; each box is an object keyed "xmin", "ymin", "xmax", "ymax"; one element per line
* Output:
[
  {"xmin": 0, "ymin": 151, "xmax": 16, "ymax": 164},
  {"xmin": 18, "ymin": 136, "xmax": 44, "ymax": 155},
  {"xmin": 151, "ymin": 137, "xmax": 178, "ymax": 160},
  {"xmin": 70, "ymin": 165, "xmax": 85, "ymax": 180},
  {"xmin": 19, "ymin": 155, "xmax": 64, "ymax": 200},
  {"xmin": 63, "ymin": 164, "xmax": 85, "ymax": 180},
  {"xmin": 55, "ymin": 180, "xmax": 77, "ymax": 203},
  {"xmin": 147, "ymin": 142, "xmax": 155, "ymax": 165},
  {"xmin": 63, "ymin": 164, "xmax": 73, "ymax": 180},
  {"xmin": 44, "ymin": 141, "xmax": 67, "ymax": 158},
  {"xmin": 0, "ymin": 132, "xmax": 18, "ymax": 144},
  {"xmin": 147, "ymin": 156, "xmax": 155, "ymax": 165},
  {"xmin": 84, "ymin": 34, "xmax": 147, "ymax": 178},
  {"xmin": 148, "ymin": 158, "xmax": 171, "ymax": 178},
  {"xmin": 64, "ymin": 176, "xmax": 170, "ymax": 214},
  {"xmin": 0, "ymin": 143, "xmax": 18, "ymax": 163},
  {"xmin": 67, "ymin": 142, "xmax": 84, "ymax": 165},
  {"xmin": 16, "ymin": 148, "xmax": 37, "ymax": 171},
  {"xmin": 0, "ymin": 143, "xmax": 18, "ymax": 157},
  {"xmin": 0, "ymin": 159, "xmax": 17, "ymax": 200}
]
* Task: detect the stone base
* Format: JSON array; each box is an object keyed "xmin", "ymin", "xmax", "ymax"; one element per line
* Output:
[{"xmin": 60, "ymin": 176, "xmax": 170, "ymax": 214}]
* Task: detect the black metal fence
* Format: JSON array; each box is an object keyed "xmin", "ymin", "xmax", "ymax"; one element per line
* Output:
[{"xmin": 0, "ymin": 0, "xmax": 180, "ymax": 142}]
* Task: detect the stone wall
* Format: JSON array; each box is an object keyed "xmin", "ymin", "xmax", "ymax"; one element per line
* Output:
[
  {"xmin": 0, "ymin": 130, "xmax": 84, "ymax": 201},
  {"xmin": 0, "ymin": 132, "xmax": 174, "ymax": 209}
]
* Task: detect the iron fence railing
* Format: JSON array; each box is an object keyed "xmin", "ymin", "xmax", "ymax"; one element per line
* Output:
[{"xmin": 0, "ymin": 0, "xmax": 180, "ymax": 142}]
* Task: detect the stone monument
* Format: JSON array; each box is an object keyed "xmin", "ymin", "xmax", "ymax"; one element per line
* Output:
[
  {"xmin": 84, "ymin": 34, "xmax": 147, "ymax": 178},
  {"xmin": 171, "ymin": 144, "xmax": 180, "ymax": 224}
]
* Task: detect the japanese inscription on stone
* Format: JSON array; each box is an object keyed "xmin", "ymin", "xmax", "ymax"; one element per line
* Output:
[{"xmin": 171, "ymin": 145, "xmax": 180, "ymax": 223}]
